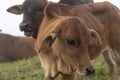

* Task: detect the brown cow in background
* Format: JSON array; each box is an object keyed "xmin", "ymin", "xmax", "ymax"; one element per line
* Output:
[
  {"xmin": 7, "ymin": 0, "xmax": 94, "ymax": 38},
  {"xmin": 0, "ymin": 33, "xmax": 36, "ymax": 62}
]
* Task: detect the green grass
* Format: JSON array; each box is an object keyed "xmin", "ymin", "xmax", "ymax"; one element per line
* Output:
[{"xmin": 0, "ymin": 55, "xmax": 111, "ymax": 80}]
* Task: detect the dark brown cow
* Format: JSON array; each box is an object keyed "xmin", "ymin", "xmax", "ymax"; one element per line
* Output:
[
  {"xmin": 7, "ymin": 0, "xmax": 48, "ymax": 38},
  {"xmin": 7, "ymin": 0, "xmax": 94, "ymax": 38},
  {"xmin": 35, "ymin": 2, "xmax": 120, "ymax": 80},
  {"xmin": 0, "ymin": 33, "xmax": 36, "ymax": 62}
]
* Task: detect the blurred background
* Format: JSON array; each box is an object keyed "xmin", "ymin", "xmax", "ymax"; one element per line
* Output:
[{"xmin": 0, "ymin": 0, "xmax": 120, "ymax": 36}]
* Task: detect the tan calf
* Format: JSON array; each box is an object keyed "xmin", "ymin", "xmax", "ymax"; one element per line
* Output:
[{"xmin": 35, "ymin": 2, "xmax": 120, "ymax": 80}]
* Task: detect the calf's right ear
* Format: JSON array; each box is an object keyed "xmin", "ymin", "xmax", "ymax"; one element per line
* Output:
[
  {"xmin": 89, "ymin": 29, "xmax": 102, "ymax": 47},
  {"xmin": 7, "ymin": 5, "xmax": 23, "ymax": 15}
]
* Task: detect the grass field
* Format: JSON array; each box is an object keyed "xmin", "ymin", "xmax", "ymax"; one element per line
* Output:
[{"xmin": 0, "ymin": 55, "xmax": 111, "ymax": 80}]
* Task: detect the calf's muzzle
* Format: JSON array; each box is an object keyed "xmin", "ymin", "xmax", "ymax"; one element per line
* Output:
[{"xmin": 86, "ymin": 67, "xmax": 95, "ymax": 76}]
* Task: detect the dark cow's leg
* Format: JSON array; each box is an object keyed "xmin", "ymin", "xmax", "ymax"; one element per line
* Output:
[{"xmin": 61, "ymin": 73, "xmax": 75, "ymax": 80}]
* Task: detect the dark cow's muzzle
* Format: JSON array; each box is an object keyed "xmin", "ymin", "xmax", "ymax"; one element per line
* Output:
[{"xmin": 19, "ymin": 23, "xmax": 33, "ymax": 36}]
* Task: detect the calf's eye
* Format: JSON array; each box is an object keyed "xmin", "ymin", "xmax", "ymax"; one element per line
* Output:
[{"xmin": 66, "ymin": 39, "xmax": 75, "ymax": 46}]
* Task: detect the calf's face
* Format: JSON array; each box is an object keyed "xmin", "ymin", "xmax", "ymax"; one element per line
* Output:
[
  {"xmin": 35, "ymin": 17, "xmax": 102, "ymax": 78},
  {"xmin": 7, "ymin": 0, "xmax": 47, "ymax": 38}
]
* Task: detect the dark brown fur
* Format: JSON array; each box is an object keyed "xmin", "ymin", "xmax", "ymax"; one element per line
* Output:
[
  {"xmin": 59, "ymin": 0, "xmax": 93, "ymax": 5},
  {"xmin": 7, "ymin": 0, "xmax": 94, "ymax": 38},
  {"xmin": 0, "ymin": 33, "xmax": 36, "ymax": 62}
]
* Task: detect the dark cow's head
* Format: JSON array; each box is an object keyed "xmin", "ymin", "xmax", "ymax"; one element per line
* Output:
[
  {"xmin": 7, "ymin": 0, "xmax": 47, "ymax": 38},
  {"xmin": 7, "ymin": 0, "xmax": 94, "ymax": 39}
]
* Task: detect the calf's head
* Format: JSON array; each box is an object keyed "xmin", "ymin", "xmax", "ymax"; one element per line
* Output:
[
  {"xmin": 35, "ymin": 17, "xmax": 102, "ymax": 78},
  {"xmin": 7, "ymin": 0, "xmax": 47, "ymax": 38}
]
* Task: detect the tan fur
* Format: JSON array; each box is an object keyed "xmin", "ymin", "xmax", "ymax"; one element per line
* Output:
[{"xmin": 35, "ymin": 2, "xmax": 120, "ymax": 80}]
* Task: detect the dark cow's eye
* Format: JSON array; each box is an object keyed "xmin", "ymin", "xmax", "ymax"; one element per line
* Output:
[
  {"xmin": 36, "ymin": 8, "xmax": 43, "ymax": 15},
  {"xmin": 39, "ymin": 9, "xmax": 42, "ymax": 12},
  {"xmin": 38, "ymin": 8, "xmax": 43, "ymax": 13},
  {"xmin": 66, "ymin": 38, "xmax": 75, "ymax": 46}
]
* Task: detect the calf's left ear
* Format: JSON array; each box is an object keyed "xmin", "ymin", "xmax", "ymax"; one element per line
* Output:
[
  {"xmin": 89, "ymin": 29, "xmax": 102, "ymax": 47},
  {"xmin": 39, "ymin": 33, "xmax": 58, "ymax": 52}
]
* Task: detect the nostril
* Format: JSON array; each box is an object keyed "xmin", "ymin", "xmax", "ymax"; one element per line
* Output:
[
  {"xmin": 86, "ymin": 67, "xmax": 95, "ymax": 76},
  {"xmin": 19, "ymin": 23, "xmax": 29, "ymax": 31}
]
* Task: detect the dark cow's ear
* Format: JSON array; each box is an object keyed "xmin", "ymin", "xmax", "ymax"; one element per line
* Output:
[
  {"xmin": 39, "ymin": 33, "xmax": 58, "ymax": 52},
  {"xmin": 89, "ymin": 29, "xmax": 102, "ymax": 47},
  {"xmin": 7, "ymin": 5, "xmax": 23, "ymax": 15}
]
